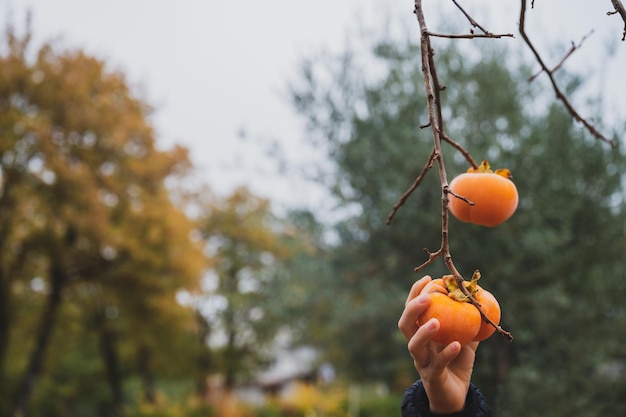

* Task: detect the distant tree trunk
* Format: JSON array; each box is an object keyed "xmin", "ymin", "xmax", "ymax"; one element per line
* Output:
[
  {"xmin": 222, "ymin": 268, "xmax": 238, "ymax": 393},
  {"xmin": 96, "ymin": 308, "xmax": 124, "ymax": 416},
  {"xmin": 0, "ymin": 171, "xmax": 21, "ymax": 411},
  {"xmin": 195, "ymin": 310, "xmax": 212, "ymax": 401},
  {"xmin": 223, "ymin": 329, "xmax": 237, "ymax": 392},
  {"xmin": 11, "ymin": 255, "xmax": 66, "ymax": 417},
  {"xmin": 0, "ymin": 273, "xmax": 9, "ymax": 366},
  {"xmin": 0, "ymin": 272, "xmax": 11, "ymax": 415},
  {"xmin": 137, "ymin": 344, "xmax": 156, "ymax": 404}
]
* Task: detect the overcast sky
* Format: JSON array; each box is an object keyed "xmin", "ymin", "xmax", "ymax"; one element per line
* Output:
[{"xmin": 3, "ymin": 0, "xmax": 625, "ymax": 214}]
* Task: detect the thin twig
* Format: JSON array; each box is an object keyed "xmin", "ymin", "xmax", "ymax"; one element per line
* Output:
[
  {"xmin": 427, "ymin": 31, "xmax": 515, "ymax": 39},
  {"xmin": 478, "ymin": 303, "xmax": 513, "ymax": 340},
  {"xmin": 451, "ymin": 0, "xmax": 493, "ymax": 35},
  {"xmin": 608, "ymin": 0, "xmax": 626, "ymax": 40},
  {"xmin": 441, "ymin": 132, "xmax": 479, "ymax": 169},
  {"xmin": 414, "ymin": 248, "xmax": 442, "ymax": 273},
  {"xmin": 386, "ymin": 150, "xmax": 437, "ymax": 225},
  {"xmin": 448, "ymin": 189, "xmax": 474, "ymax": 206},
  {"xmin": 528, "ymin": 30, "xmax": 594, "ymax": 82},
  {"xmin": 519, "ymin": 0, "xmax": 618, "ymax": 148}
]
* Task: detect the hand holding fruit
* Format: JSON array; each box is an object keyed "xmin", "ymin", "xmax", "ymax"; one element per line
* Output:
[
  {"xmin": 417, "ymin": 271, "xmax": 501, "ymax": 346},
  {"xmin": 398, "ymin": 276, "xmax": 479, "ymax": 414}
]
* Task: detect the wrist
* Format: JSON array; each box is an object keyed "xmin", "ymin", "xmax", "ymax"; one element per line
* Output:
[
  {"xmin": 401, "ymin": 380, "xmax": 490, "ymax": 417},
  {"xmin": 423, "ymin": 380, "xmax": 468, "ymax": 414},
  {"xmin": 427, "ymin": 393, "xmax": 466, "ymax": 415}
]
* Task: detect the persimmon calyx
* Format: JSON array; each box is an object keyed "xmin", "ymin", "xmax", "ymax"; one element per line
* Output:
[
  {"xmin": 467, "ymin": 160, "xmax": 513, "ymax": 179},
  {"xmin": 442, "ymin": 270, "xmax": 481, "ymax": 302}
]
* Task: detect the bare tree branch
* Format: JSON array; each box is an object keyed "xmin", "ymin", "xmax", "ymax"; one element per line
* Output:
[
  {"xmin": 414, "ymin": 247, "xmax": 442, "ymax": 273},
  {"xmin": 519, "ymin": 0, "xmax": 618, "ymax": 148},
  {"xmin": 427, "ymin": 31, "xmax": 515, "ymax": 39},
  {"xmin": 441, "ymin": 133, "xmax": 479, "ymax": 169},
  {"xmin": 386, "ymin": 150, "xmax": 437, "ymax": 225},
  {"xmin": 528, "ymin": 30, "xmax": 594, "ymax": 82},
  {"xmin": 411, "ymin": 0, "xmax": 513, "ymax": 341},
  {"xmin": 413, "ymin": 0, "xmax": 459, "ymax": 280},
  {"xmin": 451, "ymin": 0, "xmax": 498, "ymax": 36}
]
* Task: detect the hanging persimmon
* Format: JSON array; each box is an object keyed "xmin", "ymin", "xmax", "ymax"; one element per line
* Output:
[{"xmin": 448, "ymin": 160, "xmax": 519, "ymax": 227}]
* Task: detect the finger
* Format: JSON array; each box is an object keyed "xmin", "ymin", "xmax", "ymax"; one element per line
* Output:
[
  {"xmin": 465, "ymin": 341, "xmax": 479, "ymax": 353},
  {"xmin": 455, "ymin": 341, "xmax": 478, "ymax": 366},
  {"xmin": 407, "ymin": 318, "xmax": 439, "ymax": 368},
  {"xmin": 398, "ymin": 293, "xmax": 431, "ymax": 340},
  {"xmin": 430, "ymin": 341, "xmax": 462, "ymax": 374},
  {"xmin": 405, "ymin": 275, "xmax": 432, "ymax": 306}
]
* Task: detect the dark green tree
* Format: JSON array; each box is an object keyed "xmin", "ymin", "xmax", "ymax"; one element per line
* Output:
[{"xmin": 289, "ymin": 28, "xmax": 626, "ymax": 416}]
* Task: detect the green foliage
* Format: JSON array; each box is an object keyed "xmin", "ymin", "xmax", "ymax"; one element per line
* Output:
[
  {"xmin": 353, "ymin": 392, "xmax": 404, "ymax": 417},
  {"xmin": 290, "ymin": 28, "xmax": 626, "ymax": 416}
]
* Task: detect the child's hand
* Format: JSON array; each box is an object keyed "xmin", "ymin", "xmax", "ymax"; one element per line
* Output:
[{"xmin": 398, "ymin": 276, "xmax": 479, "ymax": 414}]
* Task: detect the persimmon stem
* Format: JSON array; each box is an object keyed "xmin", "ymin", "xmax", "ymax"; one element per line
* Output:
[{"xmin": 448, "ymin": 189, "xmax": 474, "ymax": 206}]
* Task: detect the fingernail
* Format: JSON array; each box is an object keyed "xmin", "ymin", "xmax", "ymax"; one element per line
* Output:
[{"xmin": 425, "ymin": 318, "xmax": 437, "ymax": 330}]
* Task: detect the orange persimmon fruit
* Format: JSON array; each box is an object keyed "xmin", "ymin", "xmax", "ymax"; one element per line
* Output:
[
  {"xmin": 418, "ymin": 271, "xmax": 501, "ymax": 346},
  {"xmin": 448, "ymin": 160, "xmax": 519, "ymax": 227}
]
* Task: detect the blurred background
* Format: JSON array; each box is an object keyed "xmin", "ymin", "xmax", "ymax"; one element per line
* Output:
[{"xmin": 0, "ymin": 0, "xmax": 625, "ymax": 416}]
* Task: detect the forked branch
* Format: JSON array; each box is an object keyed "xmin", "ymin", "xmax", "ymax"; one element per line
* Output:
[
  {"xmin": 519, "ymin": 0, "xmax": 618, "ymax": 148},
  {"xmin": 451, "ymin": 0, "xmax": 515, "ymax": 39},
  {"xmin": 528, "ymin": 30, "xmax": 594, "ymax": 83},
  {"xmin": 406, "ymin": 0, "xmax": 513, "ymax": 341}
]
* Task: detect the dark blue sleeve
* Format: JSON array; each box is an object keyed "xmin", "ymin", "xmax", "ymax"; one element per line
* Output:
[{"xmin": 401, "ymin": 380, "xmax": 490, "ymax": 417}]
